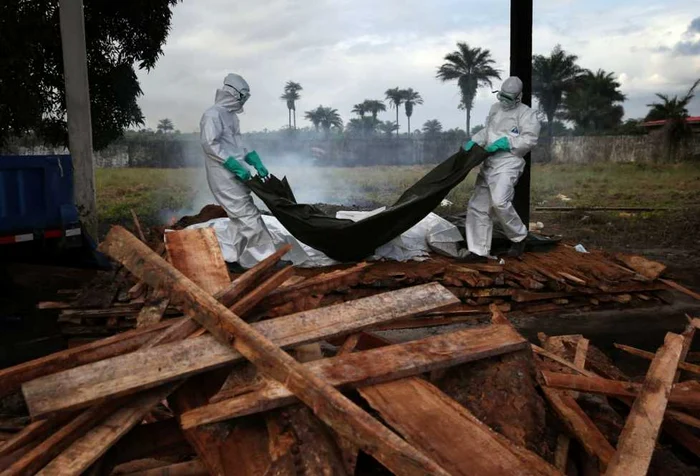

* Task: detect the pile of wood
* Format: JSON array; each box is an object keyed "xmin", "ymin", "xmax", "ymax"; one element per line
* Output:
[
  {"xmin": 1, "ymin": 226, "xmax": 699, "ymax": 475},
  {"xmin": 37, "ymin": 232, "xmax": 693, "ymax": 343}
]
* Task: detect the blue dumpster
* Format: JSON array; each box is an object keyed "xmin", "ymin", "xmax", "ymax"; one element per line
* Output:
[{"xmin": 0, "ymin": 155, "xmax": 82, "ymax": 246}]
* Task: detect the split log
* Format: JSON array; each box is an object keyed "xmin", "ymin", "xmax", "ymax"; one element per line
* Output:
[
  {"xmin": 359, "ymin": 378, "xmax": 560, "ymax": 476},
  {"xmin": 98, "ymin": 226, "xmax": 452, "ymax": 476},
  {"xmin": 614, "ymin": 254, "xmax": 666, "ymax": 280},
  {"xmin": 604, "ymin": 332, "xmax": 684, "ymax": 476},
  {"xmin": 180, "ymin": 324, "xmax": 528, "ymax": 428}
]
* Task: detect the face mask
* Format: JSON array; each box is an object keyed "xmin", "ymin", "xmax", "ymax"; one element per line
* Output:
[{"xmin": 497, "ymin": 91, "xmax": 519, "ymax": 109}]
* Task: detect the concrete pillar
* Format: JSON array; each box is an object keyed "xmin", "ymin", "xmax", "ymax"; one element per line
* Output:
[
  {"xmin": 510, "ymin": 0, "xmax": 533, "ymax": 227},
  {"xmin": 59, "ymin": 0, "xmax": 98, "ymax": 240}
]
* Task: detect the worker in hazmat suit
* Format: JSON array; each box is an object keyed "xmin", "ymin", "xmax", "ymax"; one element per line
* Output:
[
  {"xmin": 200, "ymin": 73, "xmax": 276, "ymax": 268},
  {"xmin": 462, "ymin": 76, "xmax": 541, "ymax": 260}
]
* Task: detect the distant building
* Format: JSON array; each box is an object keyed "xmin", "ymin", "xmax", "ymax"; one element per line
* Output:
[{"xmin": 642, "ymin": 116, "xmax": 700, "ymax": 133}]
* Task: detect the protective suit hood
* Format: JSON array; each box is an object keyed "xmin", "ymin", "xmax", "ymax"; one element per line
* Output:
[
  {"xmin": 216, "ymin": 73, "xmax": 251, "ymax": 113},
  {"xmin": 496, "ymin": 76, "xmax": 523, "ymax": 110}
]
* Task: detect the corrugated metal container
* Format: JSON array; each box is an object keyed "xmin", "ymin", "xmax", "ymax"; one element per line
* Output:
[{"xmin": 0, "ymin": 155, "xmax": 79, "ymax": 236}]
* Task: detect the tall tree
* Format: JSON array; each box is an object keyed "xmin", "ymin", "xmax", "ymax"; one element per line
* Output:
[
  {"xmin": 157, "ymin": 118, "xmax": 174, "ymax": 134},
  {"xmin": 403, "ymin": 89, "xmax": 423, "ymax": 137},
  {"xmin": 422, "ymin": 119, "xmax": 443, "ymax": 137},
  {"xmin": 351, "ymin": 103, "xmax": 368, "ymax": 117},
  {"xmin": 385, "ymin": 87, "xmax": 405, "ymax": 137},
  {"xmin": 281, "ymin": 81, "xmax": 303, "ymax": 129},
  {"xmin": 646, "ymin": 78, "xmax": 700, "ymax": 160},
  {"xmin": 378, "ymin": 120, "xmax": 399, "ymax": 137},
  {"xmin": 532, "ymin": 44, "xmax": 584, "ymax": 137},
  {"xmin": 347, "ymin": 117, "xmax": 379, "ymax": 137},
  {"xmin": 0, "ymin": 0, "xmax": 181, "ymax": 150},
  {"xmin": 563, "ymin": 69, "xmax": 626, "ymax": 134},
  {"xmin": 363, "ymin": 100, "xmax": 387, "ymax": 120},
  {"xmin": 305, "ymin": 106, "xmax": 342, "ymax": 135},
  {"xmin": 436, "ymin": 42, "xmax": 501, "ymax": 137}
]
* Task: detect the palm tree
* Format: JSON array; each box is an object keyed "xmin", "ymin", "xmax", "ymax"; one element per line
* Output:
[
  {"xmin": 351, "ymin": 103, "xmax": 368, "ymax": 117},
  {"xmin": 157, "ymin": 118, "xmax": 174, "ymax": 134},
  {"xmin": 363, "ymin": 99, "xmax": 387, "ymax": 119},
  {"xmin": 532, "ymin": 45, "xmax": 584, "ymax": 137},
  {"xmin": 305, "ymin": 105, "xmax": 342, "ymax": 136},
  {"xmin": 304, "ymin": 107, "xmax": 323, "ymax": 132},
  {"xmin": 646, "ymin": 78, "xmax": 700, "ymax": 161},
  {"xmin": 563, "ymin": 69, "xmax": 626, "ymax": 134},
  {"xmin": 436, "ymin": 42, "xmax": 501, "ymax": 137},
  {"xmin": 385, "ymin": 87, "xmax": 405, "ymax": 137},
  {"xmin": 403, "ymin": 89, "xmax": 423, "ymax": 137},
  {"xmin": 378, "ymin": 120, "xmax": 399, "ymax": 137},
  {"xmin": 281, "ymin": 81, "xmax": 303, "ymax": 129},
  {"xmin": 422, "ymin": 119, "xmax": 443, "ymax": 137},
  {"xmin": 347, "ymin": 117, "xmax": 379, "ymax": 137}
]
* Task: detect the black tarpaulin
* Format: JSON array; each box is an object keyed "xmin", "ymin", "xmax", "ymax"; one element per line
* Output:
[{"xmin": 247, "ymin": 146, "xmax": 489, "ymax": 262}]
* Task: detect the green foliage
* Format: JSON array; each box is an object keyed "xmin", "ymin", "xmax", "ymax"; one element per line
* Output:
[
  {"xmin": 0, "ymin": 0, "xmax": 181, "ymax": 150},
  {"xmin": 378, "ymin": 120, "xmax": 399, "ymax": 137},
  {"xmin": 156, "ymin": 118, "xmax": 174, "ymax": 134},
  {"xmin": 281, "ymin": 81, "xmax": 303, "ymax": 129},
  {"xmin": 304, "ymin": 105, "xmax": 343, "ymax": 133},
  {"xmin": 532, "ymin": 45, "xmax": 585, "ymax": 137},
  {"xmin": 403, "ymin": 88, "xmax": 423, "ymax": 136},
  {"xmin": 422, "ymin": 119, "xmax": 443, "ymax": 137},
  {"xmin": 385, "ymin": 87, "xmax": 405, "ymax": 137},
  {"xmin": 563, "ymin": 69, "xmax": 626, "ymax": 134},
  {"xmin": 645, "ymin": 79, "xmax": 700, "ymax": 161},
  {"xmin": 363, "ymin": 100, "xmax": 387, "ymax": 119},
  {"xmin": 347, "ymin": 117, "xmax": 380, "ymax": 137}
]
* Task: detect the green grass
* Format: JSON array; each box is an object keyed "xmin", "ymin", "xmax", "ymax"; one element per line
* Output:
[{"xmin": 96, "ymin": 162, "xmax": 700, "ymax": 227}]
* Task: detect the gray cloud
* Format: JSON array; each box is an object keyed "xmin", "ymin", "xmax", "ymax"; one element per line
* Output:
[{"xmin": 671, "ymin": 16, "xmax": 700, "ymax": 55}]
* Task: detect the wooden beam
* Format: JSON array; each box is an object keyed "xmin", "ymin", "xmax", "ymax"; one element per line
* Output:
[
  {"xmin": 660, "ymin": 278, "xmax": 700, "ymax": 301},
  {"xmin": 98, "ymin": 226, "xmax": 452, "ymax": 476},
  {"xmin": 542, "ymin": 371, "xmax": 700, "ymax": 410},
  {"xmin": 541, "ymin": 386, "xmax": 615, "ymax": 468},
  {"xmin": 230, "ymin": 266, "xmax": 295, "ymax": 317},
  {"xmin": 553, "ymin": 338, "xmax": 588, "ymax": 472},
  {"xmin": 359, "ymin": 378, "xmax": 559, "ymax": 476},
  {"xmin": 24, "ymin": 283, "xmax": 456, "ymax": 419},
  {"xmin": 531, "ymin": 345, "xmax": 598, "ymax": 378},
  {"xmin": 180, "ymin": 324, "xmax": 528, "ymax": 428},
  {"xmin": 614, "ymin": 343, "xmax": 700, "ymax": 376},
  {"xmin": 604, "ymin": 332, "xmax": 684, "ymax": 476}
]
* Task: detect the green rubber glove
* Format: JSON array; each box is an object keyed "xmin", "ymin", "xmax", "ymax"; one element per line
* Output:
[
  {"xmin": 223, "ymin": 156, "xmax": 251, "ymax": 181},
  {"xmin": 463, "ymin": 140, "xmax": 476, "ymax": 152},
  {"xmin": 485, "ymin": 137, "xmax": 510, "ymax": 154},
  {"xmin": 244, "ymin": 150, "xmax": 269, "ymax": 178}
]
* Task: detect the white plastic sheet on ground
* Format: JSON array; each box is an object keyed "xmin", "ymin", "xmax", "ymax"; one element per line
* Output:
[{"xmin": 183, "ymin": 209, "xmax": 464, "ymax": 268}]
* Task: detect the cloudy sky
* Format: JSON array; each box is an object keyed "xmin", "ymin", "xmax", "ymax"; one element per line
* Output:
[{"xmin": 136, "ymin": 0, "xmax": 700, "ymax": 134}]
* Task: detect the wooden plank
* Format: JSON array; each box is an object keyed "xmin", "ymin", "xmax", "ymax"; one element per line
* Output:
[
  {"xmin": 604, "ymin": 332, "xmax": 684, "ymax": 476},
  {"xmin": 40, "ymin": 232, "xmax": 280, "ymax": 476},
  {"xmin": 660, "ymin": 278, "xmax": 700, "ymax": 301},
  {"xmin": 541, "ymin": 386, "xmax": 615, "ymax": 468},
  {"xmin": 180, "ymin": 324, "xmax": 528, "ymax": 428},
  {"xmin": 165, "ymin": 228, "xmax": 230, "ymax": 296},
  {"xmin": 0, "ymin": 420, "xmax": 58, "ymax": 459},
  {"xmin": 0, "ymin": 318, "xmax": 178, "ymax": 399},
  {"xmin": 130, "ymin": 209, "xmax": 147, "ymax": 242},
  {"xmin": 359, "ymin": 378, "xmax": 560, "ymax": 476},
  {"xmin": 542, "ymin": 372, "xmax": 700, "ymax": 410},
  {"xmin": 217, "ymin": 244, "xmax": 293, "ymax": 307},
  {"xmin": 24, "ymin": 282, "xmax": 457, "ymax": 419},
  {"xmin": 231, "ymin": 266, "xmax": 294, "ymax": 317},
  {"xmin": 99, "ymin": 226, "xmax": 455, "ymax": 476},
  {"xmin": 135, "ymin": 289, "xmax": 170, "ymax": 328},
  {"xmin": 36, "ymin": 387, "xmax": 176, "ymax": 476},
  {"xmin": 531, "ymin": 345, "xmax": 598, "ymax": 378},
  {"xmin": 614, "ymin": 343, "xmax": 700, "ymax": 376}
]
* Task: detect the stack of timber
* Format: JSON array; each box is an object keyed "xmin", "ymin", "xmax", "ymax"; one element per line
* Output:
[
  {"xmin": 37, "ymin": 232, "xmax": 689, "ymax": 342},
  {"xmin": 2, "ymin": 226, "xmax": 699, "ymax": 475}
]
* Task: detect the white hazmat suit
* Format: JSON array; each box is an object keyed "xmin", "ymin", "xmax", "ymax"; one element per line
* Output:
[
  {"xmin": 467, "ymin": 77, "xmax": 541, "ymax": 257},
  {"xmin": 200, "ymin": 73, "xmax": 276, "ymax": 268}
]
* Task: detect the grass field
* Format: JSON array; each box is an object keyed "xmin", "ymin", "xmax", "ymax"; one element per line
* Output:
[{"xmin": 97, "ymin": 162, "xmax": 700, "ymax": 225}]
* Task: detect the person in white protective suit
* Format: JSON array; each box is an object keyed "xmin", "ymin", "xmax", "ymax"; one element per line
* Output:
[
  {"xmin": 200, "ymin": 73, "xmax": 277, "ymax": 268},
  {"xmin": 462, "ymin": 76, "xmax": 541, "ymax": 260}
]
